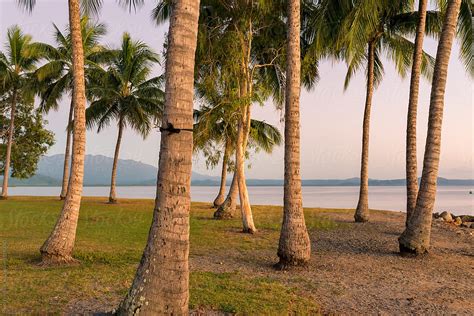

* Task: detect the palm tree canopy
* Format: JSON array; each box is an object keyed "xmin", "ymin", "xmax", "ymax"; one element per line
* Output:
[
  {"xmin": 86, "ymin": 32, "xmax": 164, "ymax": 138},
  {"xmin": 307, "ymin": 0, "xmax": 440, "ymax": 90},
  {"xmin": 0, "ymin": 25, "xmax": 50, "ymax": 98},
  {"xmin": 34, "ymin": 16, "xmax": 111, "ymax": 113}
]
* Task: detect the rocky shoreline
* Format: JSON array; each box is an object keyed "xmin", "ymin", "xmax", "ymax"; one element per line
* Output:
[{"xmin": 433, "ymin": 211, "xmax": 474, "ymax": 228}]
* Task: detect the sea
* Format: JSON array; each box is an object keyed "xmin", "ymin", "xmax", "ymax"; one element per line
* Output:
[{"xmin": 8, "ymin": 185, "xmax": 474, "ymax": 215}]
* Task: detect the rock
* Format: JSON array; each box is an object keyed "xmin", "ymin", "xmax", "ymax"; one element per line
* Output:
[
  {"xmin": 440, "ymin": 211, "xmax": 453, "ymax": 223},
  {"xmin": 454, "ymin": 217, "xmax": 462, "ymax": 226},
  {"xmin": 461, "ymin": 222, "xmax": 471, "ymax": 228},
  {"xmin": 460, "ymin": 215, "xmax": 474, "ymax": 222},
  {"xmin": 433, "ymin": 212, "xmax": 440, "ymax": 219}
]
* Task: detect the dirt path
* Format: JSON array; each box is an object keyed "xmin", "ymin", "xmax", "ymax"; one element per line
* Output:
[{"xmin": 191, "ymin": 209, "xmax": 474, "ymax": 315}]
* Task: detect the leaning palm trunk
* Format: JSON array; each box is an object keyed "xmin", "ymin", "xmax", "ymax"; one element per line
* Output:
[
  {"xmin": 39, "ymin": 0, "xmax": 87, "ymax": 265},
  {"xmin": 214, "ymin": 170, "xmax": 238, "ymax": 219},
  {"xmin": 399, "ymin": 0, "xmax": 462, "ymax": 255},
  {"xmin": 60, "ymin": 99, "xmax": 74, "ymax": 200},
  {"xmin": 213, "ymin": 139, "xmax": 230, "ymax": 207},
  {"xmin": 405, "ymin": 0, "xmax": 428, "ymax": 224},
  {"xmin": 1, "ymin": 89, "xmax": 17, "ymax": 200},
  {"xmin": 277, "ymin": 0, "xmax": 311, "ymax": 269},
  {"xmin": 109, "ymin": 118, "xmax": 124, "ymax": 204},
  {"xmin": 354, "ymin": 41, "xmax": 376, "ymax": 223},
  {"xmin": 118, "ymin": 0, "xmax": 200, "ymax": 313},
  {"xmin": 236, "ymin": 104, "xmax": 257, "ymax": 233}
]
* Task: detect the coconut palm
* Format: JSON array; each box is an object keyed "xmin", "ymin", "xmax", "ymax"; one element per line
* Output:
[
  {"xmin": 405, "ymin": 0, "xmax": 429, "ymax": 224},
  {"xmin": 312, "ymin": 0, "xmax": 437, "ymax": 222},
  {"xmin": 18, "ymin": 0, "xmax": 89, "ymax": 265},
  {"xmin": 399, "ymin": 0, "xmax": 463, "ymax": 255},
  {"xmin": 35, "ymin": 17, "xmax": 109, "ymax": 200},
  {"xmin": 276, "ymin": 0, "xmax": 311, "ymax": 269},
  {"xmin": 0, "ymin": 26, "xmax": 49, "ymax": 199},
  {"xmin": 193, "ymin": 105, "xmax": 282, "ymax": 213},
  {"xmin": 117, "ymin": 0, "xmax": 201, "ymax": 313},
  {"xmin": 86, "ymin": 32, "xmax": 164, "ymax": 203},
  {"xmin": 405, "ymin": 0, "xmax": 472, "ymax": 224}
]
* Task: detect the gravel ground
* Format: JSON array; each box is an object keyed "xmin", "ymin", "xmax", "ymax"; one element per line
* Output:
[{"xmin": 191, "ymin": 209, "xmax": 474, "ymax": 315}]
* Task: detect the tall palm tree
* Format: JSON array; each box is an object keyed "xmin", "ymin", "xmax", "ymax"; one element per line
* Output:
[
  {"xmin": 18, "ymin": 0, "xmax": 89, "ymax": 265},
  {"xmin": 313, "ymin": 0, "xmax": 437, "ymax": 222},
  {"xmin": 405, "ymin": 0, "xmax": 472, "ymax": 225},
  {"xmin": 399, "ymin": 0, "xmax": 462, "ymax": 255},
  {"xmin": 118, "ymin": 0, "xmax": 201, "ymax": 313},
  {"xmin": 276, "ymin": 0, "xmax": 311, "ymax": 269},
  {"xmin": 86, "ymin": 33, "xmax": 164, "ymax": 203},
  {"xmin": 0, "ymin": 26, "xmax": 47, "ymax": 199},
  {"xmin": 35, "ymin": 17, "xmax": 109, "ymax": 200},
  {"xmin": 405, "ymin": 0, "xmax": 429, "ymax": 224}
]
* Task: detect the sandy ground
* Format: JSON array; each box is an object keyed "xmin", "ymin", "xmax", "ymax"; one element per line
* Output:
[{"xmin": 190, "ymin": 210, "xmax": 474, "ymax": 315}]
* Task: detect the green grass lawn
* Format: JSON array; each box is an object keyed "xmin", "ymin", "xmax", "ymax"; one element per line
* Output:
[{"xmin": 0, "ymin": 196, "xmax": 344, "ymax": 314}]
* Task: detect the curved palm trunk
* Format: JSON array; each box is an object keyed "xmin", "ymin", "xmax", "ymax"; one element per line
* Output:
[
  {"xmin": 39, "ymin": 0, "xmax": 87, "ymax": 265},
  {"xmin": 1, "ymin": 89, "xmax": 17, "ymax": 200},
  {"xmin": 236, "ymin": 104, "xmax": 257, "ymax": 233},
  {"xmin": 214, "ymin": 170, "xmax": 238, "ymax": 219},
  {"xmin": 60, "ymin": 98, "xmax": 74, "ymax": 200},
  {"xmin": 118, "ymin": 0, "xmax": 200, "ymax": 314},
  {"xmin": 277, "ymin": 0, "xmax": 311, "ymax": 269},
  {"xmin": 109, "ymin": 118, "xmax": 124, "ymax": 204},
  {"xmin": 213, "ymin": 139, "xmax": 230, "ymax": 207},
  {"xmin": 354, "ymin": 41, "xmax": 375, "ymax": 223},
  {"xmin": 399, "ymin": 0, "xmax": 462, "ymax": 255},
  {"xmin": 405, "ymin": 0, "xmax": 428, "ymax": 225}
]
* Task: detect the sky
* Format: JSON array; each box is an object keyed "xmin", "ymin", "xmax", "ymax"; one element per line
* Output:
[{"xmin": 1, "ymin": 0, "xmax": 472, "ymax": 180}]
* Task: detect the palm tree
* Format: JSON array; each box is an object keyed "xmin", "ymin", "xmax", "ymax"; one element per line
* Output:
[
  {"xmin": 86, "ymin": 33, "xmax": 164, "ymax": 203},
  {"xmin": 18, "ymin": 0, "xmax": 89, "ymax": 265},
  {"xmin": 399, "ymin": 0, "xmax": 462, "ymax": 255},
  {"xmin": 405, "ymin": 0, "xmax": 429, "ymax": 224},
  {"xmin": 0, "ymin": 26, "xmax": 47, "ymax": 199},
  {"xmin": 35, "ymin": 17, "xmax": 109, "ymax": 200},
  {"xmin": 193, "ymin": 105, "xmax": 282, "ymax": 213},
  {"xmin": 118, "ymin": 0, "xmax": 201, "ymax": 313},
  {"xmin": 276, "ymin": 0, "xmax": 311, "ymax": 269},
  {"xmin": 405, "ymin": 0, "xmax": 472, "ymax": 225},
  {"xmin": 313, "ymin": 0, "xmax": 437, "ymax": 222}
]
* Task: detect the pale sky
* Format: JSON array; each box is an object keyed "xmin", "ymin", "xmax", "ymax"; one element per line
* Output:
[{"xmin": 1, "ymin": 0, "xmax": 472, "ymax": 179}]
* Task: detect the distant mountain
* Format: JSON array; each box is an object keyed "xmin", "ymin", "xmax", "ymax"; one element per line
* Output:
[
  {"xmin": 34, "ymin": 154, "xmax": 217, "ymax": 186},
  {"xmin": 4, "ymin": 154, "xmax": 473, "ymax": 187}
]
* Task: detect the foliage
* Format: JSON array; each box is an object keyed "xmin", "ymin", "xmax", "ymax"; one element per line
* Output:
[
  {"xmin": 86, "ymin": 33, "xmax": 164, "ymax": 137},
  {"xmin": 307, "ymin": 0, "xmax": 440, "ymax": 89},
  {"xmin": 0, "ymin": 25, "xmax": 50, "ymax": 102},
  {"xmin": 34, "ymin": 16, "xmax": 111, "ymax": 113},
  {"xmin": 0, "ymin": 94, "xmax": 54, "ymax": 178}
]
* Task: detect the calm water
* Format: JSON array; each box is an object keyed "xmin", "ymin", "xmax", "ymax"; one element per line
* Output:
[{"xmin": 8, "ymin": 185, "xmax": 474, "ymax": 215}]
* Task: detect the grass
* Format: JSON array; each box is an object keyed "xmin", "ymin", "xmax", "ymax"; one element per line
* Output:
[{"xmin": 0, "ymin": 196, "xmax": 346, "ymax": 314}]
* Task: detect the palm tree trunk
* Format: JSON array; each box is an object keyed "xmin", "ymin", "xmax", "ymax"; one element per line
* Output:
[
  {"xmin": 354, "ymin": 41, "xmax": 375, "ymax": 223},
  {"xmin": 59, "ymin": 98, "xmax": 74, "ymax": 200},
  {"xmin": 118, "ymin": 0, "xmax": 200, "ymax": 313},
  {"xmin": 276, "ymin": 0, "xmax": 311, "ymax": 269},
  {"xmin": 399, "ymin": 0, "xmax": 462, "ymax": 255},
  {"xmin": 109, "ymin": 117, "xmax": 124, "ymax": 204},
  {"xmin": 405, "ymin": 0, "xmax": 428, "ymax": 225},
  {"xmin": 39, "ymin": 0, "xmax": 87, "ymax": 265},
  {"xmin": 1, "ymin": 89, "xmax": 16, "ymax": 200},
  {"xmin": 213, "ymin": 138, "xmax": 230, "ymax": 207},
  {"xmin": 214, "ymin": 170, "xmax": 238, "ymax": 219},
  {"xmin": 236, "ymin": 104, "xmax": 257, "ymax": 233}
]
